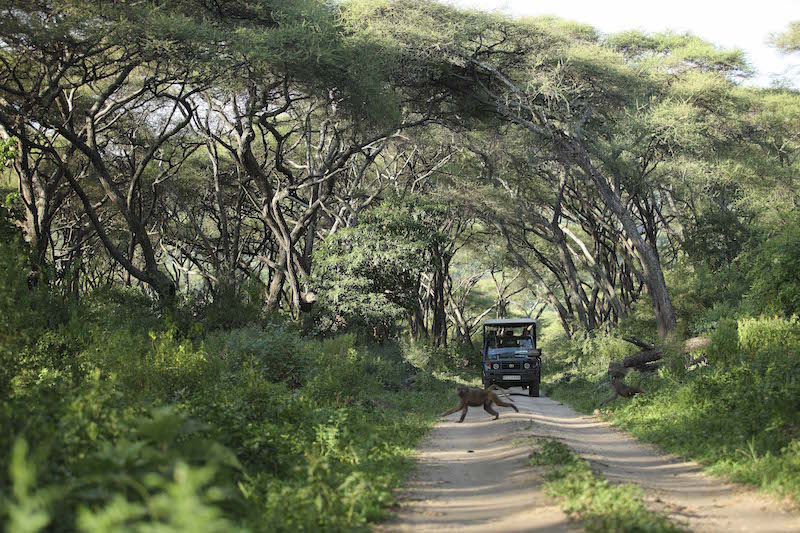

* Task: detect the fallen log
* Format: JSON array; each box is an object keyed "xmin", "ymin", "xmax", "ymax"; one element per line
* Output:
[
  {"xmin": 623, "ymin": 348, "xmax": 662, "ymax": 368},
  {"xmin": 622, "ymin": 336, "xmax": 656, "ymax": 350},
  {"xmin": 636, "ymin": 361, "xmax": 663, "ymax": 373}
]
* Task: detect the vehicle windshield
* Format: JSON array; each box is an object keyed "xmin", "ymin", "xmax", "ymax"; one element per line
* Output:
[
  {"xmin": 486, "ymin": 347, "xmax": 531, "ymax": 360},
  {"xmin": 484, "ymin": 325, "xmax": 534, "ymax": 360}
]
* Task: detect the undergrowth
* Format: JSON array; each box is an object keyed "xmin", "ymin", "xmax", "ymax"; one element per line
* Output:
[
  {"xmin": 529, "ymin": 438, "xmax": 685, "ymax": 532},
  {"xmin": 543, "ymin": 316, "xmax": 800, "ymax": 505},
  {"xmin": 0, "ymin": 267, "xmax": 456, "ymax": 531}
]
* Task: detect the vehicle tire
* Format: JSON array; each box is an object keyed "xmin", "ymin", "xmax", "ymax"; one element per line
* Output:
[{"xmin": 529, "ymin": 380, "xmax": 540, "ymax": 397}]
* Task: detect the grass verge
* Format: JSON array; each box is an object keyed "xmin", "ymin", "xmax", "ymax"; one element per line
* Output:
[
  {"xmin": 542, "ymin": 318, "xmax": 800, "ymax": 506},
  {"xmin": 0, "ymin": 290, "xmax": 460, "ymax": 532},
  {"xmin": 529, "ymin": 439, "xmax": 685, "ymax": 533}
]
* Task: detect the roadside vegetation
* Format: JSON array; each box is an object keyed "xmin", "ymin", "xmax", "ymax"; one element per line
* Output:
[
  {"xmin": 529, "ymin": 438, "xmax": 685, "ymax": 532},
  {"xmin": 542, "ymin": 240, "xmax": 800, "ymax": 504},
  {"xmin": 2, "ymin": 0, "xmax": 800, "ymax": 530},
  {"xmin": 1, "ymin": 222, "xmax": 461, "ymax": 532}
]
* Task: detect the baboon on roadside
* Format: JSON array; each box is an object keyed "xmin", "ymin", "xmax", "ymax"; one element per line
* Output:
[
  {"xmin": 599, "ymin": 377, "xmax": 645, "ymax": 407},
  {"xmin": 442, "ymin": 385, "xmax": 519, "ymax": 423}
]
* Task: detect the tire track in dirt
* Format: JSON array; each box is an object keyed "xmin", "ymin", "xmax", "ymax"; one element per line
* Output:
[{"xmin": 377, "ymin": 393, "xmax": 800, "ymax": 532}]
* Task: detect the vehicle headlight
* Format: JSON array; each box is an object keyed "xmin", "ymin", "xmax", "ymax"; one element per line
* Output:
[
  {"xmin": 524, "ymin": 362, "xmax": 531, "ymax": 369},
  {"xmin": 492, "ymin": 363, "xmax": 499, "ymax": 370}
]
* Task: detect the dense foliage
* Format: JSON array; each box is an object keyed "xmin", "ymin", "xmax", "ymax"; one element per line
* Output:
[
  {"xmin": 544, "ymin": 311, "xmax": 800, "ymax": 503},
  {"xmin": 2, "ymin": 0, "xmax": 800, "ymax": 528},
  {"xmin": 2, "ymin": 0, "xmax": 799, "ymax": 342},
  {"xmin": 0, "ymin": 224, "xmax": 459, "ymax": 531}
]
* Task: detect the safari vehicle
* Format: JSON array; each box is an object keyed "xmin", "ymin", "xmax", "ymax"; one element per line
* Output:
[{"xmin": 481, "ymin": 318, "xmax": 541, "ymax": 397}]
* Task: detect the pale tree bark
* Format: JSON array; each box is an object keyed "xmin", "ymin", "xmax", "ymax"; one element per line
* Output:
[
  {"xmin": 563, "ymin": 142, "xmax": 676, "ymax": 336},
  {"xmin": 550, "ymin": 173, "xmax": 593, "ymax": 330},
  {"xmin": 460, "ymin": 54, "xmax": 677, "ymax": 336},
  {"xmin": 495, "ymin": 222, "xmax": 575, "ymax": 336}
]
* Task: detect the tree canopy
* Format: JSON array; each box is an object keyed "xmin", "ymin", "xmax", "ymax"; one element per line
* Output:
[{"xmin": 1, "ymin": 0, "xmax": 798, "ymax": 341}]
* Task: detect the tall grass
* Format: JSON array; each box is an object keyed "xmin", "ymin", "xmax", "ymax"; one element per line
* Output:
[
  {"xmin": 0, "ymin": 270, "xmax": 456, "ymax": 532},
  {"xmin": 544, "ymin": 316, "xmax": 800, "ymax": 503}
]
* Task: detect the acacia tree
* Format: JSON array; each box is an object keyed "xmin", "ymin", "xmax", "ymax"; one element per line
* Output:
[
  {"xmin": 354, "ymin": 1, "xmax": 761, "ymax": 336},
  {"xmin": 1, "ymin": 0, "xmax": 411, "ymax": 304},
  {"xmin": 454, "ymin": 30, "xmax": 681, "ymax": 336},
  {"xmin": 199, "ymin": 80, "xmax": 415, "ymax": 314},
  {"xmin": 6, "ymin": 0, "xmax": 792, "ymax": 340},
  {"xmin": 0, "ymin": 2, "xmax": 232, "ymax": 298},
  {"xmin": 310, "ymin": 197, "xmax": 435, "ymax": 339},
  {"xmin": 770, "ymin": 22, "xmax": 800, "ymax": 53}
]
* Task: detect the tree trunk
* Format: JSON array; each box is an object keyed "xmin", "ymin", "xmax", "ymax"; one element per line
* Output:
[
  {"xmin": 408, "ymin": 300, "xmax": 428, "ymax": 341},
  {"xmin": 445, "ymin": 276, "xmax": 475, "ymax": 351},
  {"xmin": 495, "ymin": 222, "xmax": 574, "ymax": 336},
  {"xmin": 562, "ymin": 138, "xmax": 676, "ymax": 336},
  {"xmin": 430, "ymin": 246, "xmax": 447, "ymax": 347},
  {"xmin": 554, "ymin": 229, "xmax": 591, "ymax": 330},
  {"xmin": 623, "ymin": 349, "xmax": 662, "ymax": 368}
]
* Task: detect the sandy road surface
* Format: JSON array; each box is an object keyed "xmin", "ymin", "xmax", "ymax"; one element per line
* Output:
[{"xmin": 377, "ymin": 393, "xmax": 800, "ymax": 533}]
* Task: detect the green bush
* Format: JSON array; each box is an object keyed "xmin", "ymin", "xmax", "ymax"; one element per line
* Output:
[
  {"xmin": 190, "ymin": 279, "xmax": 267, "ymax": 332},
  {"xmin": 547, "ymin": 314, "xmax": 800, "ymax": 504},
  {"xmin": 709, "ymin": 317, "xmax": 739, "ymax": 365},
  {"xmin": 0, "ymin": 198, "xmax": 459, "ymax": 532},
  {"xmin": 401, "ymin": 339, "xmax": 477, "ymax": 374},
  {"xmin": 613, "ymin": 299, "xmax": 659, "ymax": 344},
  {"xmin": 304, "ymin": 335, "xmax": 377, "ymax": 402},
  {"xmin": 738, "ymin": 315, "xmax": 800, "ymax": 358},
  {"xmin": 541, "ymin": 326, "xmax": 644, "ymax": 376},
  {"xmin": 4, "ymin": 440, "xmax": 55, "ymax": 533},
  {"xmin": 692, "ymin": 301, "xmax": 740, "ymax": 336},
  {"xmin": 206, "ymin": 325, "xmax": 308, "ymax": 387},
  {"xmin": 746, "ymin": 210, "xmax": 800, "ymax": 317},
  {"xmin": 0, "ymin": 277, "xmax": 453, "ymax": 532}
]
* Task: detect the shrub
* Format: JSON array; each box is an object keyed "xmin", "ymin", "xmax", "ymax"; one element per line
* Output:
[
  {"xmin": 0, "ymin": 233, "xmax": 453, "ymax": 532},
  {"xmin": 189, "ymin": 279, "xmax": 266, "ymax": 332},
  {"xmin": 302, "ymin": 335, "xmax": 413, "ymax": 403},
  {"xmin": 541, "ymin": 326, "xmax": 639, "ymax": 376},
  {"xmin": 746, "ymin": 209, "xmax": 800, "ymax": 317},
  {"xmin": 400, "ymin": 340, "xmax": 477, "ymax": 375},
  {"xmin": 613, "ymin": 300, "xmax": 658, "ymax": 343},
  {"xmin": 304, "ymin": 340, "xmax": 370, "ymax": 403},
  {"xmin": 738, "ymin": 315, "xmax": 800, "ymax": 358},
  {"xmin": 692, "ymin": 301, "xmax": 740, "ymax": 336},
  {"xmin": 206, "ymin": 325, "xmax": 308, "ymax": 387},
  {"xmin": 709, "ymin": 317, "xmax": 739, "ymax": 365}
]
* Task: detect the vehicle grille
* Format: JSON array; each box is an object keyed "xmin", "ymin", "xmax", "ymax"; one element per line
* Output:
[{"xmin": 501, "ymin": 362, "xmax": 522, "ymax": 370}]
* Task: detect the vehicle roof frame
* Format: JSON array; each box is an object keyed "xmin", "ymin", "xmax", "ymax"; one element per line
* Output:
[{"xmin": 482, "ymin": 318, "xmax": 537, "ymax": 327}]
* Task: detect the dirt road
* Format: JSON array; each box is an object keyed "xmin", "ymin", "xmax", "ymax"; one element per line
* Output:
[{"xmin": 378, "ymin": 393, "xmax": 800, "ymax": 532}]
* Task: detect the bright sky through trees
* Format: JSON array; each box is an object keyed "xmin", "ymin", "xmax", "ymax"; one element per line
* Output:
[{"xmin": 451, "ymin": 0, "xmax": 800, "ymax": 87}]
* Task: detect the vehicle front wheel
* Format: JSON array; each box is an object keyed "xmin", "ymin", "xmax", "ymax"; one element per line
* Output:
[{"xmin": 529, "ymin": 381, "xmax": 540, "ymax": 397}]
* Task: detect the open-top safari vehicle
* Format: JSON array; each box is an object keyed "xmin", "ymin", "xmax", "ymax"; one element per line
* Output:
[{"xmin": 481, "ymin": 318, "xmax": 541, "ymax": 397}]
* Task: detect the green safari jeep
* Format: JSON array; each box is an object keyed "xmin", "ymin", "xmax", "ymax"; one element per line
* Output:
[{"xmin": 481, "ymin": 318, "xmax": 541, "ymax": 397}]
